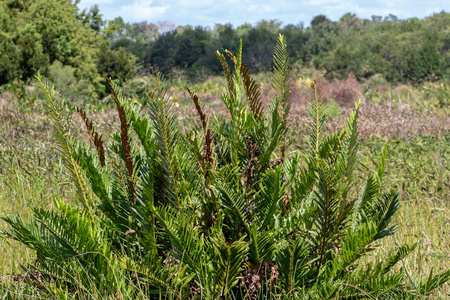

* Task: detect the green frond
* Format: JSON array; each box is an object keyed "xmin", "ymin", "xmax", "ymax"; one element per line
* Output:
[
  {"xmin": 210, "ymin": 235, "xmax": 249, "ymax": 296},
  {"xmin": 417, "ymin": 268, "xmax": 450, "ymax": 296},
  {"xmin": 215, "ymin": 50, "xmax": 236, "ymax": 110},
  {"xmin": 227, "ymin": 40, "xmax": 244, "ymax": 108},
  {"xmin": 379, "ymin": 244, "xmax": 417, "ymax": 276},
  {"xmin": 290, "ymin": 157, "xmax": 317, "ymax": 206},
  {"xmin": 258, "ymin": 116, "xmax": 286, "ymax": 168},
  {"xmin": 373, "ymin": 192, "xmax": 400, "ymax": 241},
  {"xmin": 341, "ymin": 99, "xmax": 361, "ymax": 179},
  {"xmin": 352, "ymin": 173, "xmax": 380, "ymax": 231},
  {"xmin": 35, "ymin": 74, "xmax": 93, "ymax": 215},
  {"xmin": 318, "ymin": 131, "xmax": 344, "ymax": 161},
  {"xmin": 326, "ymin": 222, "xmax": 378, "ymax": 277},
  {"xmin": 276, "ymin": 238, "xmax": 312, "ymax": 292},
  {"xmin": 214, "ymin": 168, "xmax": 251, "ymax": 235},
  {"xmin": 272, "ymin": 34, "xmax": 291, "ymax": 156},
  {"xmin": 345, "ymin": 272, "xmax": 406, "ymax": 299},
  {"xmin": 127, "ymin": 102, "xmax": 155, "ymax": 157},
  {"xmin": 248, "ymin": 224, "xmax": 277, "ymax": 265},
  {"xmin": 174, "ymin": 141, "xmax": 203, "ymax": 200},
  {"xmin": 306, "ymin": 81, "xmax": 326, "ymax": 158},
  {"xmin": 268, "ymin": 96, "xmax": 282, "ymax": 136},
  {"xmin": 257, "ymin": 167, "xmax": 285, "ymax": 230},
  {"xmin": 313, "ymin": 167, "xmax": 340, "ymax": 235},
  {"xmin": 133, "ymin": 160, "xmax": 158, "ymax": 255},
  {"xmin": 2, "ymin": 200, "xmax": 113, "ymax": 289},
  {"xmin": 119, "ymin": 255, "xmax": 193, "ymax": 296},
  {"xmin": 72, "ymin": 143, "xmax": 109, "ymax": 204},
  {"xmin": 98, "ymin": 169, "xmax": 136, "ymax": 233},
  {"xmin": 272, "ymin": 34, "xmax": 291, "ymax": 114},
  {"xmin": 147, "ymin": 72, "xmax": 181, "ymax": 207},
  {"xmin": 149, "ymin": 205, "xmax": 205, "ymax": 278}
]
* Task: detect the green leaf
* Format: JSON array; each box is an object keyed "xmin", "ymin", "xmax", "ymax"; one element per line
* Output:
[{"xmin": 210, "ymin": 235, "xmax": 249, "ymax": 296}]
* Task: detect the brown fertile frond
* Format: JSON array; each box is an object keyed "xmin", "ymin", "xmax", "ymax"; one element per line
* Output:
[
  {"xmin": 187, "ymin": 88, "xmax": 216, "ymax": 229},
  {"xmin": 240, "ymin": 63, "xmax": 263, "ymax": 119},
  {"xmin": 202, "ymin": 128, "xmax": 214, "ymax": 184},
  {"xmin": 76, "ymin": 107, "xmax": 106, "ymax": 167},
  {"xmin": 215, "ymin": 51, "xmax": 235, "ymax": 100},
  {"xmin": 108, "ymin": 78, "xmax": 136, "ymax": 204},
  {"xmin": 224, "ymin": 50, "xmax": 237, "ymax": 65},
  {"xmin": 187, "ymin": 88, "xmax": 207, "ymax": 132},
  {"xmin": 187, "ymin": 88, "xmax": 214, "ymax": 181}
]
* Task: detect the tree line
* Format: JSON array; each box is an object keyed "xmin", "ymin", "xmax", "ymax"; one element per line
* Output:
[
  {"xmin": 1, "ymin": 0, "xmax": 448, "ymax": 99},
  {"xmin": 124, "ymin": 12, "xmax": 449, "ymax": 84}
]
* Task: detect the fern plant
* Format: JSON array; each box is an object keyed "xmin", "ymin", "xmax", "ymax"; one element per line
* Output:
[{"xmin": 2, "ymin": 34, "xmax": 449, "ymax": 299}]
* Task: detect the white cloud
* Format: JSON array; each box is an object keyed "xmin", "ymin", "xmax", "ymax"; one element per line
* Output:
[
  {"xmin": 119, "ymin": 1, "xmax": 169, "ymax": 20},
  {"xmin": 309, "ymin": 0, "xmax": 342, "ymax": 6},
  {"xmin": 76, "ymin": 0, "xmax": 448, "ymax": 27}
]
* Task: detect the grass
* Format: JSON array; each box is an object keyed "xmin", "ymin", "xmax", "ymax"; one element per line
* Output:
[
  {"xmin": 0, "ymin": 108, "xmax": 76, "ymax": 278},
  {"xmin": 362, "ymin": 134, "xmax": 450, "ymax": 298},
  {"xmin": 0, "ymin": 73, "xmax": 449, "ymax": 298}
]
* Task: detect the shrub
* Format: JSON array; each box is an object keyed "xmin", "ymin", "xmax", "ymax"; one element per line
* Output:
[{"xmin": 2, "ymin": 35, "xmax": 449, "ymax": 299}]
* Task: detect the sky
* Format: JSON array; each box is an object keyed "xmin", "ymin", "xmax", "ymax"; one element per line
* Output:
[{"xmin": 76, "ymin": 0, "xmax": 448, "ymax": 28}]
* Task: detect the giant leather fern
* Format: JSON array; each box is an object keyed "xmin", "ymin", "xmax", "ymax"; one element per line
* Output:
[{"xmin": 2, "ymin": 35, "xmax": 449, "ymax": 300}]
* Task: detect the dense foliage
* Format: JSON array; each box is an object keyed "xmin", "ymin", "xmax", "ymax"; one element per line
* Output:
[
  {"xmin": 0, "ymin": 0, "xmax": 136, "ymax": 99},
  {"xmin": 2, "ymin": 35, "xmax": 449, "ymax": 299}
]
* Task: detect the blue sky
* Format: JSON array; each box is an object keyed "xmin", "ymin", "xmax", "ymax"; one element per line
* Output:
[{"xmin": 76, "ymin": 0, "xmax": 448, "ymax": 28}]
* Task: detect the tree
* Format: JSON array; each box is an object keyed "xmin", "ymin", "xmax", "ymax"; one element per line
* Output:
[
  {"xmin": 96, "ymin": 40, "xmax": 137, "ymax": 96},
  {"xmin": 311, "ymin": 14, "xmax": 331, "ymax": 28},
  {"xmin": 0, "ymin": 0, "xmax": 137, "ymax": 99},
  {"xmin": 78, "ymin": 4, "xmax": 103, "ymax": 33}
]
